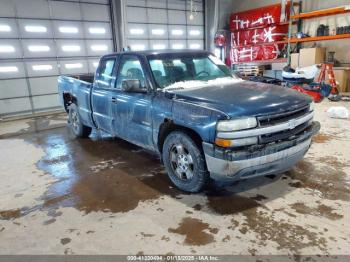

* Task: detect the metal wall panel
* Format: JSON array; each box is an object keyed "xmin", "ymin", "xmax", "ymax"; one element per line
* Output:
[
  {"xmin": 15, "ymin": 0, "xmax": 51, "ymax": 19},
  {"xmin": 32, "ymin": 94, "xmax": 60, "ymax": 110},
  {"xmin": 0, "ymin": 0, "xmax": 114, "ymax": 118},
  {"xmin": 29, "ymin": 77, "xmax": 58, "ymax": 96},
  {"xmin": 0, "ymin": 79, "xmax": 29, "ymax": 99},
  {"xmin": 0, "ymin": 98, "xmax": 32, "ymax": 114},
  {"xmin": 124, "ymin": 0, "xmax": 204, "ymax": 51}
]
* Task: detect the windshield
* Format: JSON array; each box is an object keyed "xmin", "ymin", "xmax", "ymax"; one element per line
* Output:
[{"xmin": 149, "ymin": 54, "xmax": 235, "ymax": 89}]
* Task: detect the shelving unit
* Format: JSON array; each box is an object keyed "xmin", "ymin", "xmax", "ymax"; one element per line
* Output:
[
  {"xmin": 291, "ymin": 5, "xmax": 350, "ymax": 20},
  {"xmin": 289, "ymin": 33, "xmax": 350, "ymax": 43},
  {"xmin": 286, "ymin": 2, "xmax": 350, "ymax": 66}
]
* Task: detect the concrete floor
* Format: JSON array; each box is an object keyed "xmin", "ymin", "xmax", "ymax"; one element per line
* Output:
[{"xmin": 0, "ymin": 100, "xmax": 349, "ymax": 255}]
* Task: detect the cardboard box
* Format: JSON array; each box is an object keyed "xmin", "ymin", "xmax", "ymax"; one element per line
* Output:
[
  {"xmin": 333, "ymin": 68, "xmax": 350, "ymax": 93},
  {"xmin": 291, "ymin": 53, "xmax": 299, "ymax": 69},
  {"xmin": 298, "ymin": 47, "xmax": 326, "ymax": 68}
]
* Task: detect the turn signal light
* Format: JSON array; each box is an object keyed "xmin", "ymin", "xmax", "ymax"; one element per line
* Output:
[{"xmin": 215, "ymin": 138, "xmax": 232, "ymax": 147}]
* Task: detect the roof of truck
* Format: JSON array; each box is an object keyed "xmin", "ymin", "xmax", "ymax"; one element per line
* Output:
[{"xmin": 108, "ymin": 49, "xmax": 211, "ymax": 57}]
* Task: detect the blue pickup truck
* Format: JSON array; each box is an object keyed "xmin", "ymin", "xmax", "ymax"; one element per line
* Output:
[{"xmin": 58, "ymin": 50, "xmax": 320, "ymax": 192}]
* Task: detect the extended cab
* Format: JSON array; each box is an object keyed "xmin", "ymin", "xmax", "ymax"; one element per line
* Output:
[{"xmin": 58, "ymin": 50, "xmax": 320, "ymax": 192}]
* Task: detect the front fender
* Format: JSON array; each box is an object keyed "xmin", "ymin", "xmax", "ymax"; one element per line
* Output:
[{"xmin": 171, "ymin": 99, "xmax": 225, "ymax": 143}]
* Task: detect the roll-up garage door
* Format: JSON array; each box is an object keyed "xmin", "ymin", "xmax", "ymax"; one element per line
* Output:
[
  {"xmin": 0, "ymin": 0, "xmax": 114, "ymax": 118},
  {"xmin": 124, "ymin": 0, "xmax": 204, "ymax": 51}
]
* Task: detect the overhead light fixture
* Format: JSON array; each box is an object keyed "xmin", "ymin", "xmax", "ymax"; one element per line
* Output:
[
  {"xmin": 65, "ymin": 63, "xmax": 83, "ymax": 69},
  {"xmin": 0, "ymin": 25, "xmax": 11, "ymax": 32},
  {"xmin": 89, "ymin": 27, "xmax": 106, "ymax": 34},
  {"xmin": 0, "ymin": 45, "xmax": 15, "ymax": 53},
  {"xmin": 171, "ymin": 29, "xmax": 183, "ymax": 36},
  {"xmin": 151, "ymin": 29, "xmax": 165, "ymax": 35},
  {"xmin": 129, "ymin": 28, "xmax": 144, "ymax": 35},
  {"xmin": 190, "ymin": 43, "xmax": 201, "ymax": 49},
  {"xmin": 189, "ymin": 30, "xmax": 201, "ymax": 36},
  {"xmin": 0, "ymin": 66, "xmax": 18, "ymax": 73},
  {"xmin": 93, "ymin": 62, "xmax": 99, "ymax": 67},
  {"xmin": 153, "ymin": 44, "xmax": 166, "ymax": 50},
  {"xmin": 59, "ymin": 27, "xmax": 78, "ymax": 34},
  {"xmin": 25, "ymin": 25, "xmax": 47, "ymax": 33},
  {"xmin": 32, "ymin": 64, "xmax": 53, "ymax": 71},
  {"xmin": 172, "ymin": 43, "xmax": 184, "ymax": 49},
  {"xmin": 28, "ymin": 45, "xmax": 50, "ymax": 52},
  {"xmin": 90, "ymin": 45, "xmax": 108, "ymax": 51},
  {"xmin": 130, "ymin": 44, "xmax": 145, "ymax": 51},
  {"xmin": 62, "ymin": 45, "xmax": 81, "ymax": 52}
]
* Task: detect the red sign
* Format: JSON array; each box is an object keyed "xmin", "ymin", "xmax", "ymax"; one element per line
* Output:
[
  {"xmin": 229, "ymin": 3, "xmax": 290, "ymax": 63},
  {"xmin": 229, "ymin": 3, "xmax": 290, "ymax": 31}
]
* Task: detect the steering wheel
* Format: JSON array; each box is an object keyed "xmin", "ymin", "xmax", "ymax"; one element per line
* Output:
[{"xmin": 196, "ymin": 71, "xmax": 210, "ymax": 77}]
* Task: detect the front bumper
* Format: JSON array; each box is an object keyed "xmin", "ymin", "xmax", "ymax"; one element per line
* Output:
[{"xmin": 203, "ymin": 121, "xmax": 320, "ymax": 182}]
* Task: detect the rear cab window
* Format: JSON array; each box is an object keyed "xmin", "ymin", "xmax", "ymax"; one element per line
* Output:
[{"xmin": 95, "ymin": 57, "xmax": 117, "ymax": 89}]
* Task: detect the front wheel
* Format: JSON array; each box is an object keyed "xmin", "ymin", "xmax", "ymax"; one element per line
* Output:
[
  {"xmin": 162, "ymin": 131, "xmax": 209, "ymax": 193},
  {"xmin": 68, "ymin": 103, "xmax": 92, "ymax": 138}
]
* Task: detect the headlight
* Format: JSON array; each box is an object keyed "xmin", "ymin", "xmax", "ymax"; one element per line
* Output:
[
  {"xmin": 217, "ymin": 117, "xmax": 257, "ymax": 132},
  {"xmin": 309, "ymin": 101, "xmax": 315, "ymax": 112}
]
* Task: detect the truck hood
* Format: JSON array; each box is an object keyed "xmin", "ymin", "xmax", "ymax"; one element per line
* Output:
[{"xmin": 165, "ymin": 79, "xmax": 311, "ymax": 118}]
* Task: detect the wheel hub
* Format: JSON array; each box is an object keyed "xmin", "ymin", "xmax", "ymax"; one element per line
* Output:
[
  {"xmin": 169, "ymin": 144, "xmax": 194, "ymax": 181},
  {"xmin": 177, "ymin": 154, "xmax": 190, "ymax": 171}
]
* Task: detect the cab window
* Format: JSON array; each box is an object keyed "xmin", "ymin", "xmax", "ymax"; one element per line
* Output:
[
  {"xmin": 116, "ymin": 56, "xmax": 146, "ymax": 89},
  {"xmin": 95, "ymin": 58, "xmax": 116, "ymax": 88}
]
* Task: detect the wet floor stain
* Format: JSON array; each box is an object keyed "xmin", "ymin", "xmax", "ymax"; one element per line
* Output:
[
  {"xmin": 140, "ymin": 232, "xmax": 155, "ymax": 238},
  {"xmin": 316, "ymin": 156, "xmax": 349, "ymax": 170},
  {"xmin": 222, "ymin": 235, "xmax": 230, "ymax": 242},
  {"xmin": 287, "ymin": 160, "xmax": 350, "ymax": 201},
  {"xmin": 206, "ymin": 190, "xmax": 260, "ymax": 215},
  {"xmin": 312, "ymin": 133, "xmax": 333, "ymax": 144},
  {"xmin": 0, "ymin": 209, "xmax": 21, "ymax": 220},
  {"xmin": 60, "ymin": 238, "xmax": 71, "ymax": 245},
  {"xmin": 168, "ymin": 217, "xmax": 218, "ymax": 246},
  {"xmin": 250, "ymin": 194, "xmax": 268, "ymax": 201},
  {"xmin": 290, "ymin": 202, "xmax": 343, "ymax": 220},
  {"xmin": 0, "ymin": 113, "xmax": 67, "ymax": 139},
  {"xmin": 240, "ymin": 208, "xmax": 327, "ymax": 252},
  {"xmin": 43, "ymin": 218, "xmax": 56, "ymax": 225},
  {"xmin": 22, "ymin": 128, "xmax": 182, "ymax": 215}
]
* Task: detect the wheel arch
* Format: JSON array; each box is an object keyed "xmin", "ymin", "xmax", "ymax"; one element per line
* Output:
[
  {"xmin": 157, "ymin": 119, "xmax": 204, "ymax": 154},
  {"xmin": 63, "ymin": 92, "xmax": 77, "ymax": 112}
]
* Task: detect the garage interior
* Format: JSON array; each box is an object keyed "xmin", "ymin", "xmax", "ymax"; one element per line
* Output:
[{"xmin": 0, "ymin": 0, "xmax": 350, "ymax": 258}]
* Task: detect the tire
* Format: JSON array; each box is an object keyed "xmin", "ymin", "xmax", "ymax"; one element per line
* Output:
[
  {"xmin": 68, "ymin": 103, "xmax": 92, "ymax": 138},
  {"xmin": 162, "ymin": 131, "xmax": 209, "ymax": 193}
]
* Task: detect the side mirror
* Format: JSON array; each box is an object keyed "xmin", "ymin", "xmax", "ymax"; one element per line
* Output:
[{"xmin": 121, "ymin": 79, "xmax": 146, "ymax": 93}]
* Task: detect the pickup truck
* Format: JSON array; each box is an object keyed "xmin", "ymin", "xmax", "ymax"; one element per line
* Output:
[{"xmin": 58, "ymin": 50, "xmax": 320, "ymax": 192}]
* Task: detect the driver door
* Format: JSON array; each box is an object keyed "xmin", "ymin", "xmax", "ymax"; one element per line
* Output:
[{"xmin": 112, "ymin": 55, "xmax": 154, "ymax": 149}]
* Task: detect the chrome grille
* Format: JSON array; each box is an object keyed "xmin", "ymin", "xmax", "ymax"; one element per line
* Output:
[
  {"xmin": 258, "ymin": 106, "xmax": 311, "ymax": 144},
  {"xmin": 258, "ymin": 105, "xmax": 309, "ymax": 127}
]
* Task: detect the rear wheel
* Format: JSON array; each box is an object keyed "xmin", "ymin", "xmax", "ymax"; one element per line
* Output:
[
  {"xmin": 162, "ymin": 131, "xmax": 209, "ymax": 192},
  {"xmin": 68, "ymin": 103, "xmax": 92, "ymax": 138}
]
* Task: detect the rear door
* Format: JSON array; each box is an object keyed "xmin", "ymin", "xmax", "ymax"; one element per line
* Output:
[
  {"xmin": 112, "ymin": 55, "xmax": 154, "ymax": 149},
  {"xmin": 91, "ymin": 56, "xmax": 118, "ymax": 134}
]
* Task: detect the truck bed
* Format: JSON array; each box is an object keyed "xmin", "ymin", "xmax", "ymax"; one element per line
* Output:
[
  {"xmin": 70, "ymin": 74, "xmax": 95, "ymax": 83},
  {"xmin": 58, "ymin": 74, "xmax": 94, "ymax": 117}
]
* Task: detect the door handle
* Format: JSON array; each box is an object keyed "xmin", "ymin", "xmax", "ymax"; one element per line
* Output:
[{"xmin": 111, "ymin": 97, "xmax": 117, "ymax": 103}]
